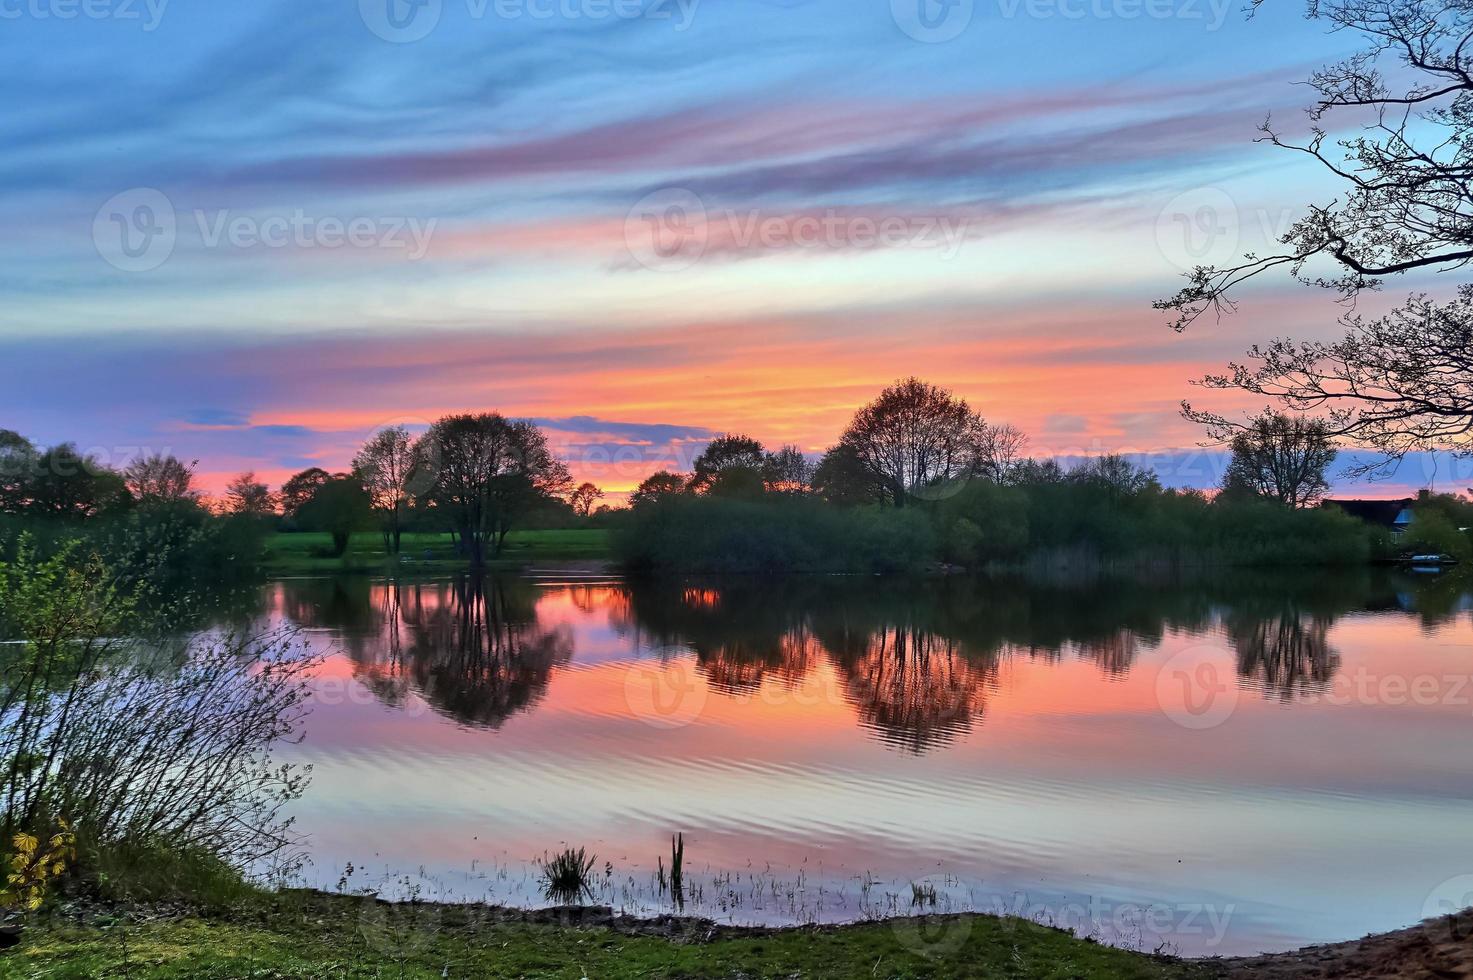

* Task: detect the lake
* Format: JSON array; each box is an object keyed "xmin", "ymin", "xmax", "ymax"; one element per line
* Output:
[{"xmin": 235, "ymin": 568, "xmax": 1473, "ymax": 956}]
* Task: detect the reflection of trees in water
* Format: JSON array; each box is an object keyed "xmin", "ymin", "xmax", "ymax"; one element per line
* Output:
[
  {"xmin": 310, "ymin": 576, "xmax": 573, "ymax": 729},
  {"xmin": 830, "ymin": 624, "xmax": 997, "ymax": 754},
  {"xmin": 1074, "ymin": 629, "xmax": 1140, "ymax": 677},
  {"xmin": 1228, "ymin": 612, "xmax": 1339, "ymax": 701}
]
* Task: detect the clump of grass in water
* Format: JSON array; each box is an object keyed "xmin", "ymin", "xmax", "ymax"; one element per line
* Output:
[
  {"xmin": 538, "ymin": 847, "xmax": 596, "ymax": 905},
  {"xmin": 910, "ymin": 881, "xmax": 937, "ymax": 908},
  {"xmin": 656, "ymin": 833, "xmax": 685, "ymax": 910}
]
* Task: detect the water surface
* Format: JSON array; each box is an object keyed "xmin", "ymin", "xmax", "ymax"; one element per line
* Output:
[{"xmin": 240, "ymin": 569, "xmax": 1473, "ymax": 955}]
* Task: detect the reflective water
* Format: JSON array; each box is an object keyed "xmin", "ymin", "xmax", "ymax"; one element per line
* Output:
[{"xmin": 243, "ymin": 569, "xmax": 1473, "ymax": 955}]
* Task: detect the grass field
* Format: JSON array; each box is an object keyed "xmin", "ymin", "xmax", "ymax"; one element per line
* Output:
[
  {"xmin": 0, "ymin": 893, "xmax": 1213, "ymax": 979},
  {"xmin": 263, "ymin": 529, "xmax": 612, "ymax": 574}
]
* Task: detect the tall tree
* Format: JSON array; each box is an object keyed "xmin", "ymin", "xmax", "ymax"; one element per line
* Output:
[
  {"xmin": 279, "ymin": 467, "xmax": 330, "ymax": 518},
  {"xmin": 839, "ymin": 378, "xmax": 988, "ymax": 507},
  {"xmin": 123, "ymin": 453, "xmax": 198, "ymax": 503},
  {"xmin": 568, "ymin": 482, "xmax": 604, "ymax": 518},
  {"xmin": 628, "ymin": 471, "xmax": 687, "ymax": 509},
  {"xmin": 688, "ymin": 435, "xmax": 766, "ymax": 493},
  {"xmin": 223, "ymin": 472, "xmax": 276, "ymax": 517},
  {"xmin": 977, "ymin": 423, "xmax": 1029, "ymax": 485},
  {"xmin": 1216, "ymin": 411, "xmax": 1338, "ymax": 508},
  {"xmin": 297, "ymin": 474, "xmax": 373, "ymax": 556},
  {"xmin": 352, "ymin": 426, "xmax": 420, "ymax": 552},
  {"xmin": 811, "ymin": 443, "xmax": 885, "ymax": 506},
  {"xmin": 422, "ymin": 414, "xmax": 571, "ymax": 564},
  {"xmin": 1156, "ymin": 0, "xmax": 1473, "ymax": 468}
]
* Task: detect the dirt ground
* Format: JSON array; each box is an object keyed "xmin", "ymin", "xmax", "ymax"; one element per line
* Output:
[{"xmin": 1208, "ymin": 909, "xmax": 1473, "ymax": 978}]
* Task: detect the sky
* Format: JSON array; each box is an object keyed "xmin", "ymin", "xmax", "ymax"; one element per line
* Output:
[{"xmin": 3, "ymin": 0, "xmax": 1468, "ymax": 500}]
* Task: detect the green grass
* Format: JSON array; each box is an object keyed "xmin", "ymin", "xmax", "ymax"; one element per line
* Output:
[
  {"xmin": 263, "ymin": 529, "xmax": 612, "ymax": 574},
  {"xmin": 0, "ymin": 892, "xmax": 1214, "ymax": 979}
]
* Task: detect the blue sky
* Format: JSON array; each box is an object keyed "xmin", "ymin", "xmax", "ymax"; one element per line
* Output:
[{"xmin": 6, "ymin": 0, "xmax": 1449, "ymax": 497}]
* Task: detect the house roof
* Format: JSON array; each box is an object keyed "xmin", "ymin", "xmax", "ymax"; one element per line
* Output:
[{"xmin": 1321, "ymin": 498, "xmax": 1415, "ymax": 527}]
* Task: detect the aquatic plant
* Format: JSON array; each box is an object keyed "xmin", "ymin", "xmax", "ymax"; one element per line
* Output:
[{"xmin": 538, "ymin": 847, "xmax": 596, "ymax": 904}]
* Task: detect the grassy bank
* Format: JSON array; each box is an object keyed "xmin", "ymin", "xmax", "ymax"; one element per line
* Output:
[
  {"xmin": 263, "ymin": 529, "xmax": 612, "ymax": 575},
  {"xmin": 1, "ymin": 892, "xmax": 1210, "ymax": 979}
]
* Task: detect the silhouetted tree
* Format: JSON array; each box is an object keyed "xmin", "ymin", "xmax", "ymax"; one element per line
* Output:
[
  {"xmin": 0, "ymin": 430, "xmax": 37, "ymax": 514},
  {"xmin": 223, "ymin": 472, "xmax": 276, "ymax": 517},
  {"xmin": 24, "ymin": 445, "xmax": 129, "ymax": 520},
  {"xmin": 1157, "ymin": 0, "xmax": 1473, "ymax": 468},
  {"xmin": 761, "ymin": 445, "xmax": 813, "ymax": 493},
  {"xmin": 422, "ymin": 413, "xmax": 571, "ymax": 564},
  {"xmin": 978, "ymin": 423, "xmax": 1029, "ymax": 484},
  {"xmin": 1069, "ymin": 455, "xmax": 1161, "ymax": 498},
  {"xmin": 1211, "ymin": 411, "xmax": 1337, "ymax": 507},
  {"xmin": 279, "ymin": 468, "xmax": 330, "ymax": 520},
  {"xmin": 840, "ymin": 378, "xmax": 989, "ymax": 507},
  {"xmin": 297, "ymin": 474, "xmax": 373, "ymax": 556},
  {"xmin": 811, "ymin": 443, "xmax": 885, "ymax": 506},
  {"xmin": 628, "ymin": 471, "xmax": 687, "ymax": 509},
  {"xmin": 568, "ymin": 482, "xmax": 603, "ymax": 517},
  {"xmin": 123, "ymin": 453, "xmax": 197, "ymax": 504},
  {"xmin": 688, "ymin": 435, "xmax": 766, "ymax": 493},
  {"xmin": 352, "ymin": 426, "xmax": 421, "ymax": 552}
]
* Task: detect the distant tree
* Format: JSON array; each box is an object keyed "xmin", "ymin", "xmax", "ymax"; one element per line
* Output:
[
  {"xmin": 352, "ymin": 426, "xmax": 421, "ymax": 552},
  {"xmin": 0, "ymin": 430, "xmax": 37, "ymax": 514},
  {"xmin": 839, "ymin": 378, "xmax": 988, "ymax": 507},
  {"xmin": 811, "ymin": 443, "xmax": 885, "ymax": 507},
  {"xmin": 568, "ymin": 482, "xmax": 604, "ymax": 518},
  {"xmin": 1069, "ymin": 455, "xmax": 1161, "ymax": 498},
  {"xmin": 224, "ymin": 472, "xmax": 277, "ymax": 517},
  {"xmin": 688, "ymin": 435, "xmax": 766, "ymax": 494},
  {"xmin": 977, "ymin": 423, "xmax": 1029, "ymax": 485},
  {"xmin": 1215, "ymin": 411, "xmax": 1337, "ymax": 508},
  {"xmin": 761, "ymin": 445, "xmax": 813, "ymax": 494},
  {"xmin": 124, "ymin": 453, "xmax": 198, "ymax": 504},
  {"xmin": 24, "ymin": 444, "xmax": 129, "ymax": 520},
  {"xmin": 423, "ymin": 413, "xmax": 571, "ymax": 563},
  {"xmin": 628, "ymin": 471, "xmax": 687, "ymax": 509},
  {"xmin": 1010, "ymin": 457, "xmax": 1067, "ymax": 485},
  {"xmin": 279, "ymin": 467, "xmax": 330, "ymax": 518},
  {"xmin": 297, "ymin": 474, "xmax": 373, "ymax": 556}
]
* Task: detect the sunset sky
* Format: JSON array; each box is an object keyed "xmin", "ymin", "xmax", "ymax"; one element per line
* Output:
[{"xmin": 3, "ymin": 0, "xmax": 1464, "ymax": 499}]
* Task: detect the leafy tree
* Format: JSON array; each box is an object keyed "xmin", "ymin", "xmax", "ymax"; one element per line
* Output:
[
  {"xmin": 223, "ymin": 472, "xmax": 276, "ymax": 517},
  {"xmin": 1215, "ymin": 411, "xmax": 1337, "ymax": 508},
  {"xmin": 761, "ymin": 445, "xmax": 813, "ymax": 494},
  {"xmin": 279, "ymin": 467, "xmax": 330, "ymax": 518},
  {"xmin": 297, "ymin": 474, "xmax": 373, "ymax": 556},
  {"xmin": 123, "ymin": 453, "xmax": 197, "ymax": 504},
  {"xmin": 23, "ymin": 445, "xmax": 129, "ymax": 520},
  {"xmin": 688, "ymin": 435, "xmax": 766, "ymax": 493},
  {"xmin": 628, "ymin": 471, "xmax": 687, "ymax": 509},
  {"xmin": 422, "ymin": 413, "xmax": 571, "ymax": 563},
  {"xmin": 1069, "ymin": 455, "xmax": 1161, "ymax": 499},
  {"xmin": 811, "ymin": 443, "xmax": 885, "ymax": 507},
  {"xmin": 839, "ymin": 378, "xmax": 989, "ymax": 507},
  {"xmin": 352, "ymin": 426, "xmax": 421, "ymax": 552},
  {"xmin": 568, "ymin": 482, "xmax": 604, "ymax": 518}
]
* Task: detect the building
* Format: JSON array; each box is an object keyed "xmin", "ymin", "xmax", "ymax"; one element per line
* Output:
[{"xmin": 1321, "ymin": 498, "xmax": 1415, "ymax": 534}]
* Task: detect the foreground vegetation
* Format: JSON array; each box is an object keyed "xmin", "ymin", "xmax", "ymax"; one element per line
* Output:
[{"xmin": 1, "ymin": 891, "xmax": 1209, "ymax": 980}]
